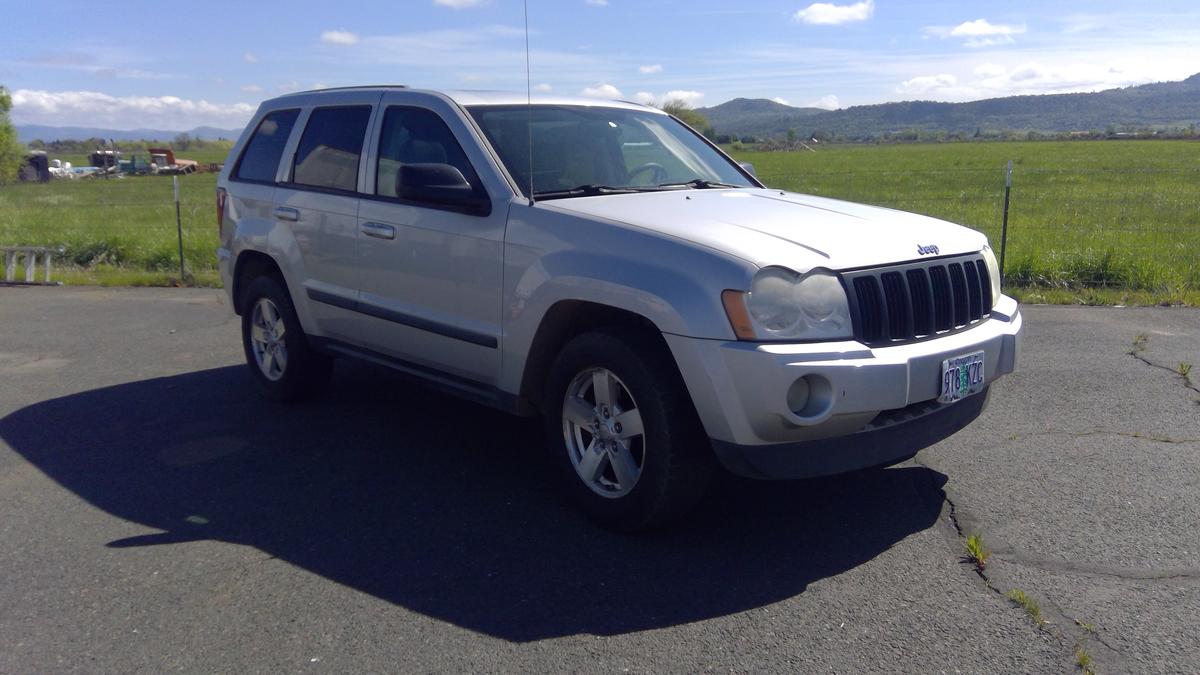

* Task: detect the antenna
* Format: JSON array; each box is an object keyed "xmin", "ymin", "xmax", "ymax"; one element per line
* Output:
[{"xmin": 523, "ymin": 0, "xmax": 535, "ymax": 205}]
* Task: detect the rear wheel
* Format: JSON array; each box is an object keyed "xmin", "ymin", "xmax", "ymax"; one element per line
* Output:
[
  {"xmin": 240, "ymin": 275, "xmax": 331, "ymax": 401},
  {"xmin": 544, "ymin": 330, "xmax": 712, "ymax": 530}
]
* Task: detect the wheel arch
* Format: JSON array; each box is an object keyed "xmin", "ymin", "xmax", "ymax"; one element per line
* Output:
[
  {"xmin": 231, "ymin": 250, "xmax": 286, "ymax": 315},
  {"xmin": 519, "ymin": 300, "xmax": 679, "ymax": 410}
]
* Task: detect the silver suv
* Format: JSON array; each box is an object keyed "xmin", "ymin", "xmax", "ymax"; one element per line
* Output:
[{"xmin": 217, "ymin": 87, "xmax": 1022, "ymax": 529}]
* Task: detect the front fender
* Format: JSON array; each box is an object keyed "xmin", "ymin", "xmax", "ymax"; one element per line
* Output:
[{"xmin": 498, "ymin": 202, "xmax": 755, "ymax": 396}]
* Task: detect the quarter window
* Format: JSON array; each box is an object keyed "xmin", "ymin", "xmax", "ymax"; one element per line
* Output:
[
  {"xmin": 234, "ymin": 109, "xmax": 299, "ymax": 183},
  {"xmin": 292, "ymin": 106, "xmax": 372, "ymax": 192},
  {"xmin": 375, "ymin": 107, "xmax": 481, "ymax": 199}
]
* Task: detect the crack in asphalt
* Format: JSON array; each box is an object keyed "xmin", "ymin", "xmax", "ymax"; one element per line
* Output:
[
  {"xmin": 1128, "ymin": 344, "xmax": 1200, "ymax": 396},
  {"xmin": 1010, "ymin": 429, "xmax": 1200, "ymax": 445},
  {"xmin": 993, "ymin": 553, "xmax": 1200, "ymax": 582},
  {"xmin": 917, "ymin": 461, "xmax": 1130, "ymax": 667}
]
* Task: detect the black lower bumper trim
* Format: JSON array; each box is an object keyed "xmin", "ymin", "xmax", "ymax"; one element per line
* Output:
[{"xmin": 710, "ymin": 389, "xmax": 989, "ymax": 480}]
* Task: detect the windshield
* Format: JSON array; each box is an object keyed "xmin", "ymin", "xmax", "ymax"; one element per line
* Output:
[{"xmin": 466, "ymin": 105, "xmax": 757, "ymax": 198}]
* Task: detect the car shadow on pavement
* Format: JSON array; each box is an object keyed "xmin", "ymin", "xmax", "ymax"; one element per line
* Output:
[{"xmin": 0, "ymin": 363, "xmax": 948, "ymax": 642}]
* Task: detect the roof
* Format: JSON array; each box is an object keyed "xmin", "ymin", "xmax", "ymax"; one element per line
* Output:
[{"xmin": 265, "ymin": 86, "xmax": 661, "ymax": 114}]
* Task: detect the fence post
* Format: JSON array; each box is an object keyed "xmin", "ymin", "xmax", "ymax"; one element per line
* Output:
[
  {"xmin": 173, "ymin": 175, "xmax": 186, "ymax": 283},
  {"xmin": 999, "ymin": 160, "xmax": 1012, "ymax": 286}
]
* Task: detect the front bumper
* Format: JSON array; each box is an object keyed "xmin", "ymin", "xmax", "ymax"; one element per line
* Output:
[{"xmin": 664, "ymin": 295, "xmax": 1022, "ymax": 478}]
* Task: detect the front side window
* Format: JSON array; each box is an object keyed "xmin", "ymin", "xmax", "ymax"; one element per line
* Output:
[
  {"xmin": 234, "ymin": 109, "xmax": 299, "ymax": 183},
  {"xmin": 467, "ymin": 105, "xmax": 756, "ymax": 197},
  {"xmin": 292, "ymin": 106, "xmax": 372, "ymax": 192},
  {"xmin": 375, "ymin": 106, "xmax": 482, "ymax": 199}
]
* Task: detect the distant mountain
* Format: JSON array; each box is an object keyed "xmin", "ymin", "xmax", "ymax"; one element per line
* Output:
[
  {"xmin": 698, "ymin": 98, "xmax": 825, "ymax": 140},
  {"xmin": 697, "ymin": 73, "xmax": 1200, "ymax": 140},
  {"xmin": 16, "ymin": 124, "xmax": 242, "ymax": 144}
]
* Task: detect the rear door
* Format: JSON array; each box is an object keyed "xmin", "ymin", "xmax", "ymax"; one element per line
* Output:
[
  {"xmin": 226, "ymin": 107, "xmax": 300, "ymax": 299},
  {"xmin": 355, "ymin": 94, "xmax": 507, "ymax": 384},
  {"xmin": 274, "ymin": 100, "xmax": 375, "ymax": 343}
]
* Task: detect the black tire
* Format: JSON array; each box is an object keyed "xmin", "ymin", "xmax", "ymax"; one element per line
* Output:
[
  {"xmin": 543, "ymin": 330, "xmax": 713, "ymax": 531},
  {"xmin": 240, "ymin": 275, "xmax": 332, "ymax": 402}
]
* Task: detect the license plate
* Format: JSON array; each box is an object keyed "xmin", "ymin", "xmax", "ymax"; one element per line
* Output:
[{"xmin": 939, "ymin": 351, "xmax": 986, "ymax": 403}]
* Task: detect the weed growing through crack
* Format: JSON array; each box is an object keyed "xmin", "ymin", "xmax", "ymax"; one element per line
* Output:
[
  {"xmin": 1006, "ymin": 589, "xmax": 1046, "ymax": 628},
  {"xmin": 1074, "ymin": 618, "xmax": 1097, "ymax": 633},
  {"xmin": 1130, "ymin": 333, "xmax": 1149, "ymax": 354},
  {"xmin": 1179, "ymin": 362, "xmax": 1193, "ymax": 384},
  {"xmin": 963, "ymin": 533, "xmax": 990, "ymax": 572},
  {"xmin": 1075, "ymin": 644, "xmax": 1095, "ymax": 674}
]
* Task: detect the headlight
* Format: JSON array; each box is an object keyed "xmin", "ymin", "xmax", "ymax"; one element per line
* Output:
[
  {"xmin": 726, "ymin": 267, "xmax": 852, "ymax": 341},
  {"xmin": 981, "ymin": 244, "xmax": 1001, "ymax": 307}
]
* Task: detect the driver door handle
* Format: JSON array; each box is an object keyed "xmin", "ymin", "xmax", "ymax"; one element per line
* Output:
[
  {"xmin": 272, "ymin": 206, "xmax": 300, "ymax": 222},
  {"xmin": 361, "ymin": 221, "xmax": 396, "ymax": 240}
]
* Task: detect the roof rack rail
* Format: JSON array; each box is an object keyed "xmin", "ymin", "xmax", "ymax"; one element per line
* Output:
[{"xmin": 288, "ymin": 85, "xmax": 409, "ymax": 95}]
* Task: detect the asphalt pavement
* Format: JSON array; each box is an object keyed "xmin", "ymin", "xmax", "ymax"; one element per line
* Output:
[{"xmin": 1, "ymin": 287, "xmax": 1196, "ymax": 673}]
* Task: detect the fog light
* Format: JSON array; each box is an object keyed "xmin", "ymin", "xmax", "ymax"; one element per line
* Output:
[
  {"xmin": 786, "ymin": 374, "xmax": 835, "ymax": 422},
  {"xmin": 787, "ymin": 377, "xmax": 811, "ymax": 415}
]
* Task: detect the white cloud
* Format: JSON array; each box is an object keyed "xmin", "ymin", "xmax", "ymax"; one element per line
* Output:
[
  {"xmin": 662, "ymin": 89, "xmax": 704, "ymax": 106},
  {"xmin": 631, "ymin": 90, "xmax": 705, "ymax": 107},
  {"xmin": 807, "ymin": 94, "xmax": 840, "ymax": 109},
  {"xmin": 581, "ymin": 83, "xmax": 622, "ymax": 98},
  {"xmin": 434, "ymin": 0, "xmax": 487, "ymax": 7},
  {"xmin": 895, "ymin": 61, "xmax": 1162, "ymax": 100},
  {"xmin": 793, "ymin": 0, "xmax": 874, "ymax": 25},
  {"xmin": 585, "ymin": 0, "xmax": 608, "ymax": 5},
  {"xmin": 277, "ymin": 81, "xmax": 301, "ymax": 93},
  {"xmin": 925, "ymin": 19, "xmax": 1025, "ymax": 47},
  {"xmin": 772, "ymin": 96, "xmax": 790, "ymax": 105},
  {"xmin": 950, "ymin": 19, "xmax": 1024, "ymax": 37},
  {"xmin": 897, "ymin": 73, "xmax": 959, "ymax": 95},
  {"xmin": 239, "ymin": 84, "xmax": 263, "ymax": 93},
  {"xmin": 638, "ymin": 64, "xmax": 663, "ymax": 74},
  {"xmin": 243, "ymin": 52, "xmax": 258, "ymax": 64},
  {"xmin": 320, "ymin": 29, "xmax": 360, "ymax": 45},
  {"xmin": 534, "ymin": 83, "xmax": 553, "ymax": 92},
  {"xmin": 10, "ymin": 89, "xmax": 256, "ymax": 130}
]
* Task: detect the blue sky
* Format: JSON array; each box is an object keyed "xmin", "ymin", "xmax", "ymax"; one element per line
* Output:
[{"xmin": 4, "ymin": 0, "xmax": 1199, "ymax": 130}]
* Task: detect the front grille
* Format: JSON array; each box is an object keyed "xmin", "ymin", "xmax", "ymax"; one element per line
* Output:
[{"xmin": 845, "ymin": 254, "xmax": 991, "ymax": 346}]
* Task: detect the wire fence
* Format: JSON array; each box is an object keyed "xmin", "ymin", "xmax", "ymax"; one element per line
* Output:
[{"xmin": 1, "ymin": 165, "xmax": 1197, "ymax": 290}]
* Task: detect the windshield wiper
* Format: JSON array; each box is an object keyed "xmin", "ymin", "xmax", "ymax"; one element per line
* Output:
[
  {"xmin": 533, "ymin": 184, "xmax": 660, "ymax": 200},
  {"xmin": 656, "ymin": 178, "xmax": 745, "ymax": 190}
]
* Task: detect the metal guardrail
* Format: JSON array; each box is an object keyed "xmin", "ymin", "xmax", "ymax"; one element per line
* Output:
[{"xmin": 1, "ymin": 247, "xmax": 61, "ymax": 286}]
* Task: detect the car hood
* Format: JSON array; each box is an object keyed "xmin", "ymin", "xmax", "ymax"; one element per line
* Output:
[{"xmin": 540, "ymin": 188, "xmax": 988, "ymax": 271}]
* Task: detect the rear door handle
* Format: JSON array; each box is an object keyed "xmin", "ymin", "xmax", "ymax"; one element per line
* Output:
[
  {"xmin": 361, "ymin": 222, "xmax": 396, "ymax": 240},
  {"xmin": 273, "ymin": 206, "xmax": 300, "ymax": 222}
]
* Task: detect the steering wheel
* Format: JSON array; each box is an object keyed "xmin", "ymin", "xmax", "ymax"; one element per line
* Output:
[{"xmin": 627, "ymin": 162, "xmax": 668, "ymax": 185}]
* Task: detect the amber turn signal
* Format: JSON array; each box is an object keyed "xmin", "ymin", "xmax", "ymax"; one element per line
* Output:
[{"xmin": 721, "ymin": 289, "xmax": 757, "ymax": 340}]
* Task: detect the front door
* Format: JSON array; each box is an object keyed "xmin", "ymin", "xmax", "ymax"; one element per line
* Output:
[{"xmin": 356, "ymin": 100, "xmax": 506, "ymax": 385}]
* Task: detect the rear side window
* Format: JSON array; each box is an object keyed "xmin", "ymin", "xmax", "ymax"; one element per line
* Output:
[
  {"xmin": 376, "ymin": 106, "xmax": 480, "ymax": 199},
  {"xmin": 234, "ymin": 109, "xmax": 299, "ymax": 183},
  {"xmin": 292, "ymin": 106, "xmax": 372, "ymax": 192}
]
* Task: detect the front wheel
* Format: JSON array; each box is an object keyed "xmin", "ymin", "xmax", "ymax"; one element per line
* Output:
[
  {"xmin": 543, "ymin": 330, "xmax": 713, "ymax": 530},
  {"xmin": 240, "ymin": 275, "xmax": 332, "ymax": 401}
]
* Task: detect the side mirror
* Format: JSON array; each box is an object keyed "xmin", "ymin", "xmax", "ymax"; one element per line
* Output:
[
  {"xmin": 397, "ymin": 163, "xmax": 490, "ymax": 215},
  {"xmin": 739, "ymin": 162, "xmax": 757, "ymax": 178}
]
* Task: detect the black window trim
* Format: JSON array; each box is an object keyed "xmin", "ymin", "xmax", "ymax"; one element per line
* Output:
[
  {"xmin": 281, "ymin": 104, "xmax": 374, "ymax": 195},
  {"xmin": 369, "ymin": 104, "xmax": 493, "ymax": 217},
  {"xmin": 229, "ymin": 107, "xmax": 302, "ymax": 187}
]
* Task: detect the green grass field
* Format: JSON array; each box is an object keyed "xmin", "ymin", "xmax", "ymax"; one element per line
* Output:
[
  {"xmin": 0, "ymin": 172, "xmax": 222, "ymax": 286},
  {"xmin": 1, "ymin": 140, "xmax": 1197, "ymax": 304},
  {"xmin": 731, "ymin": 141, "xmax": 1200, "ymax": 302}
]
